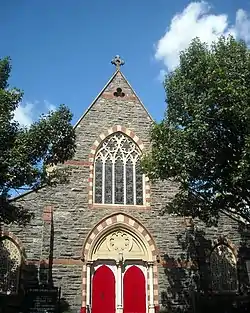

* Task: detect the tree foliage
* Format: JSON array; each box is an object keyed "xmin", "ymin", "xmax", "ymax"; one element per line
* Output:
[
  {"xmin": 0, "ymin": 57, "xmax": 76, "ymax": 225},
  {"xmin": 142, "ymin": 36, "xmax": 250, "ymax": 226}
]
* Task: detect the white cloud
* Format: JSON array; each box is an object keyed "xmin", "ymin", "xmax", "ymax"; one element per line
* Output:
[
  {"xmin": 235, "ymin": 9, "xmax": 250, "ymax": 43},
  {"xmin": 13, "ymin": 100, "xmax": 56, "ymax": 127},
  {"xmin": 155, "ymin": 1, "xmax": 250, "ymax": 72},
  {"xmin": 44, "ymin": 100, "xmax": 56, "ymax": 112},
  {"xmin": 14, "ymin": 102, "xmax": 35, "ymax": 127}
]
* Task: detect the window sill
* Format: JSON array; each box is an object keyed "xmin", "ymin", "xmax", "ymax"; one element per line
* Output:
[{"xmin": 90, "ymin": 204, "xmax": 150, "ymax": 210}]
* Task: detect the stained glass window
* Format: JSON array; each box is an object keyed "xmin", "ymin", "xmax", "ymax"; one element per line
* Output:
[
  {"xmin": 210, "ymin": 244, "xmax": 237, "ymax": 292},
  {"xmin": 94, "ymin": 132, "xmax": 144, "ymax": 205},
  {"xmin": 126, "ymin": 160, "xmax": 134, "ymax": 205},
  {"xmin": 95, "ymin": 158, "xmax": 103, "ymax": 204},
  {"xmin": 105, "ymin": 159, "xmax": 113, "ymax": 204},
  {"xmin": 0, "ymin": 238, "xmax": 21, "ymax": 294},
  {"xmin": 135, "ymin": 163, "xmax": 143, "ymax": 205},
  {"xmin": 115, "ymin": 158, "xmax": 124, "ymax": 204}
]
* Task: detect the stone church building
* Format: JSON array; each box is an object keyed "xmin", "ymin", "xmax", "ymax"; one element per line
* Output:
[{"xmin": 0, "ymin": 56, "xmax": 249, "ymax": 313}]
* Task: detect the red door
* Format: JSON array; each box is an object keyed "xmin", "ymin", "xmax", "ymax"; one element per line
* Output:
[
  {"xmin": 123, "ymin": 266, "xmax": 146, "ymax": 313},
  {"xmin": 92, "ymin": 265, "xmax": 116, "ymax": 313}
]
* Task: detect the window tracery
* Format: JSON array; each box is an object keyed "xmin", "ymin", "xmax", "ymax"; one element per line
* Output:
[
  {"xmin": 0, "ymin": 237, "xmax": 21, "ymax": 294},
  {"xmin": 210, "ymin": 244, "xmax": 237, "ymax": 292},
  {"xmin": 94, "ymin": 132, "xmax": 144, "ymax": 205}
]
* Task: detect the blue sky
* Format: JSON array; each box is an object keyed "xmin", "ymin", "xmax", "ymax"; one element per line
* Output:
[{"xmin": 1, "ymin": 0, "xmax": 250, "ymax": 125}]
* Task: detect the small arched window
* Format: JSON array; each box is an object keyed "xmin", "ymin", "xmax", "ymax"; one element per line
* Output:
[
  {"xmin": 210, "ymin": 244, "xmax": 237, "ymax": 292},
  {"xmin": 0, "ymin": 237, "xmax": 21, "ymax": 294},
  {"xmin": 94, "ymin": 132, "xmax": 144, "ymax": 205}
]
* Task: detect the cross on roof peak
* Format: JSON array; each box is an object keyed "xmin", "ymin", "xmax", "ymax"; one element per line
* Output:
[{"xmin": 111, "ymin": 55, "xmax": 125, "ymax": 70}]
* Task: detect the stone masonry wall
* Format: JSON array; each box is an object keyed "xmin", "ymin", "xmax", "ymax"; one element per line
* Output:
[{"xmin": 4, "ymin": 70, "xmax": 245, "ymax": 312}]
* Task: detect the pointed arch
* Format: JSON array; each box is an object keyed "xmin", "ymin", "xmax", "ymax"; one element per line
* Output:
[
  {"xmin": 123, "ymin": 266, "xmax": 146, "ymax": 313},
  {"xmin": 87, "ymin": 126, "xmax": 150, "ymax": 207},
  {"xmin": 0, "ymin": 231, "xmax": 25, "ymax": 254},
  {"xmin": 209, "ymin": 243, "xmax": 238, "ymax": 292},
  {"xmin": 90, "ymin": 126, "xmax": 145, "ymax": 163},
  {"xmin": 82, "ymin": 213, "xmax": 158, "ymax": 262},
  {"xmin": 0, "ymin": 233, "xmax": 23, "ymax": 294},
  {"xmin": 92, "ymin": 265, "xmax": 116, "ymax": 313},
  {"xmin": 81, "ymin": 213, "xmax": 159, "ymax": 309}
]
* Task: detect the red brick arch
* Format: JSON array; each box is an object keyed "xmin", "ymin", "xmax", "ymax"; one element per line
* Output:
[
  {"xmin": 81, "ymin": 212, "xmax": 159, "ymax": 308},
  {"xmin": 210, "ymin": 236, "xmax": 238, "ymax": 261},
  {"xmin": 82, "ymin": 212, "xmax": 158, "ymax": 261},
  {"xmin": 88, "ymin": 125, "xmax": 150, "ymax": 206},
  {"xmin": 0, "ymin": 231, "xmax": 25, "ymax": 258},
  {"xmin": 0, "ymin": 231, "xmax": 24, "ymax": 295}
]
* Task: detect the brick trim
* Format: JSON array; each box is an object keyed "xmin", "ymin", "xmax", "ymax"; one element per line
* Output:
[
  {"xmin": 0, "ymin": 231, "xmax": 24, "ymax": 295},
  {"xmin": 0, "ymin": 231, "xmax": 25, "ymax": 256},
  {"xmin": 43, "ymin": 206, "xmax": 53, "ymax": 222},
  {"xmin": 25, "ymin": 258, "xmax": 82, "ymax": 265},
  {"xmin": 88, "ymin": 125, "xmax": 151, "ymax": 206},
  {"xmin": 81, "ymin": 264, "xmax": 87, "ymax": 307},
  {"xmin": 82, "ymin": 212, "xmax": 158, "ymax": 262},
  {"xmin": 81, "ymin": 212, "xmax": 159, "ymax": 308},
  {"xmin": 26, "ymin": 257, "xmax": 197, "ymax": 268},
  {"xmin": 160, "ymin": 259, "xmax": 198, "ymax": 269},
  {"xmin": 153, "ymin": 264, "xmax": 159, "ymax": 304},
  {"xmin": 208, "ymin": 236, "xmax": 238, "ymax": 264}
]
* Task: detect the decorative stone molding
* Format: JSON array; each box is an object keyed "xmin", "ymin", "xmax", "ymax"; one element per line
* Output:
[
  {"xmin": 82, "ymin": 213, "xmax": 158, "ymax": 262},
  {"xmin": 88, "ymin": 125, "xmax": 151, "ymax": 207},
  {"xmin": 210, "ymin": 236, "xmax": 238, "ymax": 260},
  {"xmin": 212, "ymin": 236, "xmax": 238, "ymax": 258},
  {"xmin": 209, "ymin": 237, "xmax": 238, "ymax": 292},
  {"xmin": 0, "ymin": 231, "xmax": 24, "ymax": 257},
  {"xmin": 0, "ymin": 234, "xmax": 22, "ymax": 294},
  {"xmin": 107, "ymin": 230, "xmax": 133, "ymax": 252},
  {"xmin": 81, "ymin": 213, "xmax": 159, "ymax": 307}
]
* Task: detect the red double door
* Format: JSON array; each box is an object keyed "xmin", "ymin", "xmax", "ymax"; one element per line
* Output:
[{"xmin": 92, "ymin": 265, "xmax": 146, "ymax": 313}]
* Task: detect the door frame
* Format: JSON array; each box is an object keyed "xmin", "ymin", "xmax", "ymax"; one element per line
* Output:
[
  {"xmin": 91, "ymin": 263, "xmax": 117, "ymax": 313},
  {"xmin": 122, "ymin": 263, "xmax": 148, "ymax": 309},
  {"xmin": 91, "ymin": 263, "xmax": 118, "ymax": 309},
  {"xmin": 90, "ymin": 261, "xmax": 148, "ymax": 313}
]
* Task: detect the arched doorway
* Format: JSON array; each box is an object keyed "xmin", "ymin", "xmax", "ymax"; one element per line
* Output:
[
  {"xmin": 82, "ymin": 214, "xmax": 158, "ymax": 313},
  {"xmin": 92, "ymin": 265, "xmax": 115, "ymax": 313},
  {"xmin": 123, "ymin": 266, "xmax": 146, "ymax": 313}
]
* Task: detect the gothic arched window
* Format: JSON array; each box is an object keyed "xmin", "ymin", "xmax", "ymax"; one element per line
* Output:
[
  {"xmin": 0, "ymin": 237, "xmax": 21, "ymax": 294},
  {"xmin": 94, "ymin": 132, "xmax": 144, "ymax": 205},
  {"xmin": 210, "ymin": 244, "xmax": 237, "ymax": 292}
]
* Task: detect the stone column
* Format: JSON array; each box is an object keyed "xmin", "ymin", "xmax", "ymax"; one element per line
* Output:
[
  {"xmin": 86, "ymin": 262, "xmax": 92, "ymax": 309},
  {"xmin": 148, "ymin": 262, "xmax": 155, "ymax": 313},
  {"xmin": 117, "ymin": 260, "xmax": 123, "ymax": 313}
]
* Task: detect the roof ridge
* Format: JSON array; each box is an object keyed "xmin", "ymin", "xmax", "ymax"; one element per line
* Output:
[{"xmin": 74, "ymin": 70, "xmax": 119, "ymax": 129}]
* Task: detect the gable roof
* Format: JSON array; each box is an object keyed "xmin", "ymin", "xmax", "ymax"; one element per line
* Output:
[
  {"xmin": 74, "ymin": 69, "xmax": 154, "ymax": 129},
  {"xmin": 10, "ymin": 67, "xmax": 154, "ymax": 202}
]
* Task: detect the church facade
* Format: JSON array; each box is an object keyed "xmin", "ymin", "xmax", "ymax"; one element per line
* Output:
[{"xmin": 0, "ymin": 56, "xmax": 247, "ymax": 313}]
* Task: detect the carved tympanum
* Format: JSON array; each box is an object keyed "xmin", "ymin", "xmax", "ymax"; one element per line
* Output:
[{"xmin": 107, "ymin": 231, "xmax": 133, "ymax": 252}]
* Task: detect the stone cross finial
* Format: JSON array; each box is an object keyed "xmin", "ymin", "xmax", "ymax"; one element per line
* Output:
[{"xmin": 111, "ymin": 55, "xmax": 125, "ymax": 70}]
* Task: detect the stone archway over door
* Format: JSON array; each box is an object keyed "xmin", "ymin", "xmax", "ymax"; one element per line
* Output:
[
  {"xmin": 92, "ymin": 265, "xmax": 116, "ymax": 313},
  {"xmin": 82, "ymin": 213, "xmax": 159, "ymax": 313}
]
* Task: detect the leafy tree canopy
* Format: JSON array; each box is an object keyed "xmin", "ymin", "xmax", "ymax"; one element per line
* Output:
[
  {"xmin": 0, "ymin": 57, "xmax": 76, "ymax": 225},
  {"xmin": 142, "ymin": 36, "xmax": 250, "ymax": 226}
]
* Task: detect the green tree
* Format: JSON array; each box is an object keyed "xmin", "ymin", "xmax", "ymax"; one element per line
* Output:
[
  {"xmin": 142, "ymin": 36, "xmax": 250, "ymax": 226},
  {"xmin": 0, "ymin": 57, "xmax": 76, "ymax": 225}
]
